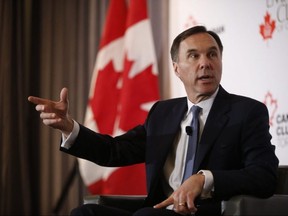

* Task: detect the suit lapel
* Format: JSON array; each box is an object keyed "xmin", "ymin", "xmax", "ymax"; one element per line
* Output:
[
  {"xmin": 159, "ymin": 98, "xmax": 188, "ymax": 135},
  {"xmin": 147, "ymin": 98, "xmax": 187, "ymax": 195},
  {"xmin": 155, "ymin": 97, "xmax": 188, "ymax": 165},
  {"xmin": 193, "ymin": 86, "xmax": 231, "ymax": 172}
]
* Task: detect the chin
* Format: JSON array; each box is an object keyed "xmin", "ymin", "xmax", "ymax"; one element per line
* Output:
[{"xmin": 199, "ymin": 86, "xmax": 217, "ymax": 94}]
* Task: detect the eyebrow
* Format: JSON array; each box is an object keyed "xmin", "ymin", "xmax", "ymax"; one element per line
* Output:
[
  {"xmin": 208, "ymin": 46, "xmax": 218, "ymax": 52},
  {"xmin": 187, "ymin": 46, "xmax": 219, "ymax": 53}
]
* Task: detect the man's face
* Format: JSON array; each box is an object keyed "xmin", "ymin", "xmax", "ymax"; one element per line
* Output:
[{"xmin": 173, "ymin": 33, "xmax": 222, "ymax": 103}]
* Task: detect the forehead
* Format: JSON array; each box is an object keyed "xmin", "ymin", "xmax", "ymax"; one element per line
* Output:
[{"xmin": 180, "ymin": 33, "xmax": 219, "ymax": 52}]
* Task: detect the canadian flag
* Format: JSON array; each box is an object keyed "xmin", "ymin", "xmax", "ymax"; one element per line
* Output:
[{"xmin": 79, "ymin": 0, "xmax": 159, "ymax": 195}]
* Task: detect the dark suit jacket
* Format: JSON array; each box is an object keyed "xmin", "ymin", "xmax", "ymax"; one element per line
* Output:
[{"xmin": 61, "ymin": 85, "xmax": 279, "ymax": 213}]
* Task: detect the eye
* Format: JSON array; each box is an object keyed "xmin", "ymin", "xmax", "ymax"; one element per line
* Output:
[
  {"xmin": 208, "ymin": 51, "xmax": 218, "ymax": 58},
  {"xmin": 188, "ymin": 52, "xmax": 199, "ymax": 59},
  {"xmin": 208, "ymin": 51, "xmax": 218, "ymax": 59}
]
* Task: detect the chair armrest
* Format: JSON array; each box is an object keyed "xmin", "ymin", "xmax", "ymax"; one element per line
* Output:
[
  {"xmin": 221, "ymin": 194, "xmax": 288, "ymax": 216},
  {"xmin": 84, "ymin": 195, "xmax": 146, "ymax": 212}
]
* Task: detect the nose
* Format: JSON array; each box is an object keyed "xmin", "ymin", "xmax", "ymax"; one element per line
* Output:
[
  {"xmin": 199, "ymin": 56, "xmax": 210, "ymax": 70},
  {"xmin": 200, "ymin": 64, "xmax": 210, "ymax": 70}
]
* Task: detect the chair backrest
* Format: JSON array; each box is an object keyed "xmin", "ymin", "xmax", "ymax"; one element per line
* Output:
[
  {"xmin": 222, "ymin": 166, "xmax": 288, "ymax": 216},
  {"xmin": 275, "ymin": 165, "xmax": 288, "ymax": 195}
]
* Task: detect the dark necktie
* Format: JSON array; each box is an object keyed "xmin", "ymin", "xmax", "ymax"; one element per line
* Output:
[{"xmin": 182, "ymin": 105, "xmax": 202, "ymax": 182}]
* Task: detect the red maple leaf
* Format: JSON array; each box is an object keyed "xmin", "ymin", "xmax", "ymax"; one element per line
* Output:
[
  {"xmin": 118, "ymin": 56, "xmax": 159, "ymax": 131},
  {"xmin": 90, "ymin": 61, "xmax": 122, "ymax": 135},
  {"xmin": 259, "ymin": 12, "xmax": 276, "ymax": 40},
  {"xmin": 263, "ymin": 91, "xmax": 278, "ymax": 126}
]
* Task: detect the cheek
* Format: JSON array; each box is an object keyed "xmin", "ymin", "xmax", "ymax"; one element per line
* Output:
[
  {"xmin": 212, "ymin": 62, "xmax": 222, "ymax": 79},
  {"xmin": 217, "ymin": 66, "xmax": 222, "ymax": 79},
  {"xmin": 179, "ymin": 62, "xmax": 196, "ymax": 74},
  {"xmin": 177, "ymin": 62, "xmax": 197, "ymax": 82},
  {"xmin": 181, "ymin": 72, "xmax": 196, "ymax": 86}
]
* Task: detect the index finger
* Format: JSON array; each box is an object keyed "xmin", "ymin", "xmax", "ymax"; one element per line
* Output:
[
  {"xmin": 28, "ymin": 96, "xmax": 51, "ymax": 105},
  {"xmin": 153, "ymin": 196, "xmax": 174, "ymax": 209}
]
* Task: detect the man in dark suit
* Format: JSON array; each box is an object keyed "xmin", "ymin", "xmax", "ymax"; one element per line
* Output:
[{"xmin": 28, "ymin": 26, "xmax": 279, "ymax": 216}]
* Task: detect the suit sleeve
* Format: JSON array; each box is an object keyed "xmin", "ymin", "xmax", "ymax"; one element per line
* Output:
[{"xmin": 60, "ymin": 123, "xmax": 146, "ymax": 167}]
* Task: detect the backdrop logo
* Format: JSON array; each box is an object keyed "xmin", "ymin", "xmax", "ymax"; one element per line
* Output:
[
  {"xmin": 184, "ymin": 15, "xmax": 198, "ymax": 29},
  {"xmin": 264, "ymin": 91, "xmax": 277, "ymax": 126},
  {"xmin": 259, "ymin": 12, "xmax": 276, "ymax": 40},
  {"xmin": 264, "ymin": 91, "xmax": 288, "ymax": 148},
  {"xmin": 263, "ymin": 0, "xmax": 288, "ymax": 35},
  {"xmin": 183, "ymin": 15, "xmax": 225, "ymax": 35}
]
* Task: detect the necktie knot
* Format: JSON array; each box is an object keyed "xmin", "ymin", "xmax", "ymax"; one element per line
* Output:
[
  {"xmin": 191, "ymin": 105, "xmax": 201, "ymax": 117},
  {"xmin": 190, "ymin": 105, "xmax": 201, "ymax": 129}
]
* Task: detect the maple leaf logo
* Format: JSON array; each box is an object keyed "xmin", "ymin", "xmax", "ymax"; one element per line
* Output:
[
  {"xmin": 259, "ymin": 12, "xmax": 276, "ymax": 40},
  {"xmin": 184, "ymin": 15, "xmax": 198, "ymax": 30},
  {"xmin": 263, "ymin": 91, "xmax": 278, "ymax": 126}
]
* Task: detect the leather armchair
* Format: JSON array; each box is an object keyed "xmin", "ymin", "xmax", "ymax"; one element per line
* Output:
[
  {"xmin": 222, "ymin": 165, "xmax": 288, "ymax": 216},
  {"xmin": 84, "ymin": 194, "xmax": 146, "ymax": 212},
  {"xmin": 83, "ymin": 166, "xmax": 288, "ymax": 215},
  {"xmin": 221, "ymin": 194, "xmax": 288, "ymax": 216}
]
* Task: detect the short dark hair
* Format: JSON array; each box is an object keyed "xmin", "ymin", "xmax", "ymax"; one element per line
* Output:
[{"xmin": 170, "ymin": 25, "xmax": 223, "ymax": 62}]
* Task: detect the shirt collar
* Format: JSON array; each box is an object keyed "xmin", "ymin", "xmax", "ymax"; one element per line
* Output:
[{"xmin": 186, "ymin": 87, "xmax": 219, "ymax": 116}]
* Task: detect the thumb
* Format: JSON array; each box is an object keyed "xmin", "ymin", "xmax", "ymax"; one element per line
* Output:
[{"xmin": 60, "ymin": 87, "xmax": 68, "ymax": 103}]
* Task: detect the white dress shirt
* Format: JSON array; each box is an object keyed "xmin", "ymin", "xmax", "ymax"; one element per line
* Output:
[{"xmin": 162, "ymin": 89, "xmax": 218, "ymax": 200}]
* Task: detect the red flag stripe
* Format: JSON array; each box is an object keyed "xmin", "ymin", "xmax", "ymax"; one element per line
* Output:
[
  {"xmin": 126, "ymin": 0, "xmax": 148, "ymax": 28},
  {"xmin": 99, "ymin": 0, "xmax": 127, "ymax": 48}
]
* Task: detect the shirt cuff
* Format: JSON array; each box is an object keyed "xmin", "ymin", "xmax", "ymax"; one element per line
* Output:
[
  {"xmin": 198, "ymin": 170, "xmax": 214, "ymax": 199},
  {"xmin": 61, "ymin": 120, "xmax": 80, "ymax": 149}
]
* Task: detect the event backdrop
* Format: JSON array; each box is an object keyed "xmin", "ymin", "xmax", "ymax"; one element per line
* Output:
[{"xmin": 169, "ymin": 0, "xmax": 288, "ymax": 165}]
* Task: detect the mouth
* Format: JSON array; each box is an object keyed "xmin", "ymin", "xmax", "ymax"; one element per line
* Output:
[{"xmin": 198, "ymin": 75, "xmax": 212, "ymax": 81}]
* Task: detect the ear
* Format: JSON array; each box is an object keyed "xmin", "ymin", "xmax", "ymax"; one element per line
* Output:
[{"xmin": 173, "ymin": 62, "xmax": 180, "ymax": 78}]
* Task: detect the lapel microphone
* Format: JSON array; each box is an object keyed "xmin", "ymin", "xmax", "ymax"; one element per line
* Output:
[{"xmin": 186, "ymin": 126, "xmax": 193, "ymax": 136}]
